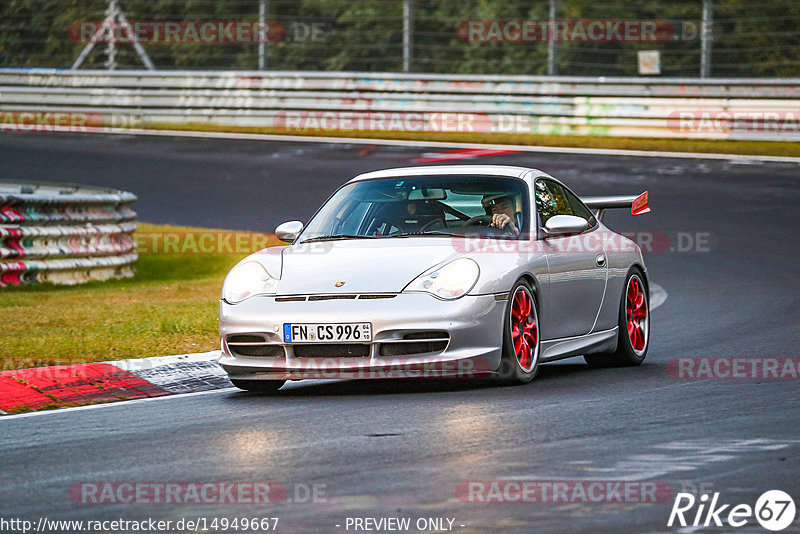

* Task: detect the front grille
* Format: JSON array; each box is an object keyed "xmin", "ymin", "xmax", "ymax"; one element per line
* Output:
[
  {"xmin": 273, "ymin": 294, "xmax": 397, "ymax": 301},
  {"xmin": 378, "ymin": 341, "xmax": 448, "ymax": 356},
  {"xmin": 293, "ymin": 344, "xmax": 370, "ymax": 358}
]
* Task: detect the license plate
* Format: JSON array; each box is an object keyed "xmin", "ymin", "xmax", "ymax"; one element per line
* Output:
[{"xmin": 283, "ymin": 323, "xmax": 372, "ymax": 343}]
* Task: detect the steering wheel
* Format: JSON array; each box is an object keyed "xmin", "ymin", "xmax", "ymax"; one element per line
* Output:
[
  {"xmin": 464, "ymin": 215, "xmax": 493, "ymax": 227},
  {"xmin": 463, "ymin": 214, "xmax": 516, "ymax": 235}
]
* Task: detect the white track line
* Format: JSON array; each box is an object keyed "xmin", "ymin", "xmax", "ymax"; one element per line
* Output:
[{"xmin": 90, "ymin": 127, "xmax": 800, "ymax": 164}]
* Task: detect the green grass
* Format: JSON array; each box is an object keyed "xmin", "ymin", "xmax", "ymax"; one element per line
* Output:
[
  {"xmin": 143, "ymin": 122, "xmax": 800, "ymax": 158},
  {"xmin": 0, "ymin": 223, "xmax": 279, "ymax": 371}
]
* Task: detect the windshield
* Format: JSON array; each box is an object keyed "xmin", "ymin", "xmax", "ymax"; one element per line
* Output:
[{"xmin": 298, "ymin": 175, "xmax": 529, "ymax": 242}]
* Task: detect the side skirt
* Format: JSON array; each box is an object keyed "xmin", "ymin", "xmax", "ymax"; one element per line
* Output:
[{"xmin": 539, "ymin": 327, "xmax": 618, "ymax": 363}]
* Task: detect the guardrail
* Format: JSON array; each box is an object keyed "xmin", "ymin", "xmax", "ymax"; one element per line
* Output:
[
  {"xmin": 0, "ymin": 181, "xmax": 137, "ymax": 286},
  {"xmin": 1, "ymin": 69, "xmax": 799, "ymax": 141}
]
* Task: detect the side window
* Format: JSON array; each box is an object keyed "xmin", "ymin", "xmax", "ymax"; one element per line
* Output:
[
  {"xmin": 535, "ymin": 179, "xmax": 596, "ymax": 228},
  {"xmin": 535, "ymin": 179, "xmax": 573, "ymax": 225}
]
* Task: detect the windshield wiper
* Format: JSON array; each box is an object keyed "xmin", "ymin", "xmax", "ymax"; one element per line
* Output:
[
  {"xmin": 392, "ymin": 231, "xmax": 519, "ymax": 239},
  {"xmin": 300, "ymin": 234, "xmax": 378, "ymax": 243},
  {"xmin": 390, "ymin": 231, "xmax": 463, "ymax": 238}
]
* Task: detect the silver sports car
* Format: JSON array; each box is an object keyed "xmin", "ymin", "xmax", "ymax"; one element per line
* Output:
[{"xmin": 218, "ymin": 165, "xmax": 651, "ymax": 391}]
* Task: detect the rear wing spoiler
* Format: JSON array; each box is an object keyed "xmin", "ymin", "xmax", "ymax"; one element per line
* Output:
[{"xmin": 582, "ymin": 191, "xmax": 650, "ymax": 222}]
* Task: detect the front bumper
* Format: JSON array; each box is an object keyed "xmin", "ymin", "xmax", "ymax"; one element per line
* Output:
[{"xmin": 218, "ymin": 293, "xmax": 505, "ymax": 380}]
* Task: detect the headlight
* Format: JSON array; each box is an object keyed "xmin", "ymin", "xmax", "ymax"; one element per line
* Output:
[
  {"xmin": 222, "ymin": 261, "xmax": 278, "ymax": 303},
  {"xmin": 404, "ymin": 258, "xmax": 480, "ymax": 300}
]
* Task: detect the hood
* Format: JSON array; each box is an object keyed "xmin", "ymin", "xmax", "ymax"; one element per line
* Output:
[{"xmin": 275, "ymin": 238, "xmax": 461, "ymax": 295}]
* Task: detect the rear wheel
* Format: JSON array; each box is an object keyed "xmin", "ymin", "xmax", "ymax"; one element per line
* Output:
[
  {"xmin": 585, "ymin": 269, "xmax": 649, "ymax": 368},
  {"xmin": 230, "ymin": 379, "xmax": 286, "ymax": 393},
  {"xmin": 498, "ymin": 279, "xmax": 540, "ymax": 384}
]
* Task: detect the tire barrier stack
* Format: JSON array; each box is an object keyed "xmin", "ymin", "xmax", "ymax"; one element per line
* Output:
[
  {"xmin": 0, "ymin": 181, "xmax": 137, "ymax": 286},
  {"xmin": 1, "ymin": 69, "xmax": 799, "ymax": 141}
]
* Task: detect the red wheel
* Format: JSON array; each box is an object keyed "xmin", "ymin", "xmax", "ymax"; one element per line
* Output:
[
  {"xmin": 625, "ymin": 274, "xmax": 649, "ymax": 355},
  {"xmin": 499, "ymin": 279, "xmax": 540, "ymax": 383},
  {"xmin": 511, "ymin": 286, "xmax": 538, "ymax": 372},
  {"xmin": 585, "ymin": 269, "xmax": 649, "ymax": 367}
]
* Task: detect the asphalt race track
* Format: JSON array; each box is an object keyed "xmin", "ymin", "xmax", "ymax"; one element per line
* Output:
[{"xmin": 1, "ymin": 133, "xmax": 799, "ymax": 533}]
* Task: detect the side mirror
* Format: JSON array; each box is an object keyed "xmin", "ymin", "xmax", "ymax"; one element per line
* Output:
[
  {"xmin": 275, "ymin": 220, "xmax": 304, "ymax": 243},
  {"xmin": 543, "ymin": 215, "xmax": 589, "ymax": 237}
]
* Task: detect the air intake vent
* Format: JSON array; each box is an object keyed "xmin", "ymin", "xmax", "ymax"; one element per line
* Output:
[
  {"xmin": 293, "ymin": 344, "xmax": 370, "ymax": 358},
  {"xmin": 226, "ymin": 334, "xmax": 266, "ymax": 343},
  {"xmin": 403, "ymin": 331, "xmax": 449, "ymax": 340},
  {"xmin": 378, "ymin": 341, "xmax": 448, "ymax": 356},
  {"xmin": 228, "ymin": 344, "xmax": 285, "ymax": 358},
  {"xmin": 226, "ymin": 334, "xmax": 284, "ymax": 358},
  {"xmin": 378, "ymin": 332, "xmax": 450, "ymax": 356}
]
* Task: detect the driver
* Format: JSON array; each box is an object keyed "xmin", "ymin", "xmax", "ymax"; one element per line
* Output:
[{"xmin": 482, "ymin": 194, "xmax": 520, "ymax": 236}]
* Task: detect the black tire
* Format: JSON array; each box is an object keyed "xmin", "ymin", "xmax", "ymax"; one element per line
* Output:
[
  {"xmin": 584, "ymin": 268, "xmax": 649, "ymax": 368},
  {"xmin": 497, "ymin": 279, "xmax": 541, "ymax": 384},
  {"xmin": 230, "ymin": 379, "xmax": 286, "ymax": 393}
]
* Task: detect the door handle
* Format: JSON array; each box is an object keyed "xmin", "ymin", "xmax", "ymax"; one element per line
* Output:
[{"xmin": 596, "ymin": 254, "xmax": 606, "ymax": 267}]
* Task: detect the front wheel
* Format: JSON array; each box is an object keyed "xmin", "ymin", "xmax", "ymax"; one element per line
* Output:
[
  {"xmin": 230, "ymin": 379, "xmax": 286, "ymax": 393},
  {"xmin": 498, "ymin": 279, "xmax": 540, "ymax": 384},
  {"xmin": 585, "ymin": 269, "xmax": 649, "ymax": 368}
]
